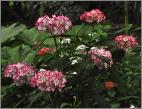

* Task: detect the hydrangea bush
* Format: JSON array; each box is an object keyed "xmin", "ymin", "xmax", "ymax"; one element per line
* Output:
[{"xmin": 2, "ymin": 9, "xmax": 140, "ymax": 108}]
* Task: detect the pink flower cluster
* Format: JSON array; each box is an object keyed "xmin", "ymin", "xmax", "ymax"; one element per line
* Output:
[
  {"xmin": 80, "ymin": 9, "xmax": 106, "ymax": 23},
  {"xmin": 114, "ymin": 34, "xmax": 138, "ymax": 51},
  {"xmin": 30, "ymin": 69, "xmax": 66, "ymax": 92},
  {"xmin": 35, "ymin": 15, "xmax": 72, "ymax": 35},
  {"xmin": 4, "ymin": 63, "xmax": 67, "ymax": 92},
  {"xmin": 4, "ymin": 63, "xmax": 35, "ymax": 86},
  {"xmin": 88, "ymin": 48, "xmax": 113, "ymax": 69}
]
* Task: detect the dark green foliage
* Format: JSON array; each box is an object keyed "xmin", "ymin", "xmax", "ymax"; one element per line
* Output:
[{"xmin": 1, "ymin": 1, "xmax": 141, "ymax": 108}]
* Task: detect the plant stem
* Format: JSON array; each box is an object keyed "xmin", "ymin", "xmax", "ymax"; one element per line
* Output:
[
  {"xmin": 53, "ymin": 37, "xmax": 58, "ymax": 50},
  {"xmin": 124, "ymin": 1, "xmax": 129, "ymax": 33},
  {"xmin": 59, "ymin": 37, "xmax": 62, "ymax": 49}
]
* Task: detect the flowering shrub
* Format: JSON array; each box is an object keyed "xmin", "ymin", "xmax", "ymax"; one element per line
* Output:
[{"xmin": 1, "ymin": 7, "xmax": 140, "ymax": 108}]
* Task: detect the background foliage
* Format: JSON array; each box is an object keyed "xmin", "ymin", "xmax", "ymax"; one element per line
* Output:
[{"xmin": 1, "ymin": 1, "xmax": 141, "ymax": 108}]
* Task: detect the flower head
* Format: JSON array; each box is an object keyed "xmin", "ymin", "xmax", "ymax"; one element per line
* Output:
[
  {"xmin": 37, "ymin": 47, "xmax": 55, "ymax": 56},
  {"xmin": 4, "ymin": 63, "xmax": 35, "ymax": 86},
  {"xmin": 30, "ymin": 70, "xmax": 66, "ymax": 92},
  {"xmin": 35, "ymin": 15, "xmax": 72, "ymax": 35},
  {"xmin": 105, "ymin": 81, "xmax": 117, "ymax": 89},
  {"xmin": 80, "ymin": 9, "xmax": 106, "ymax": 23},
  {"xmin": 88, "ymin": 47, "xmax": 113, "ymax": 69},
  {"xmin": 49, "ymin": 15, "xmax": 72, "ymax": 35},
  {"xmin": 114, "ymin": 34, "xmax": 138, "ymax": 51}
]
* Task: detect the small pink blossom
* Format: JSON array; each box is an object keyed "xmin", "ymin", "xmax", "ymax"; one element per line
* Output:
[
  {"xmin": 30, "ymin": 69, "xmax": 67, "ymax": 92},
  {"xmin": 114, "ymin": 34, "xmax": 138, "ymax": 51},
  {"xmin": 4, "ymin": 63, "xmax": 36, "ymax": 86},
  {"xmin": 35, "ymin": 15, "xmax": 50, "ymax": 32},
  {"xmin": 88, "ymin": 47, "xmax": 113, "ymax": 69},
  {"xmin": 80, "ymin": 9, "xmax": 106, "ymax": 23}
]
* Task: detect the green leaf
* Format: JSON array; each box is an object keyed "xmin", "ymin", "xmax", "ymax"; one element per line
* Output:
[
  {"xmin": 111, "ymin": 103, "xmax": 120, "ymax": 108},
  {"xmin": 1, "ymin": 47, "xmax": 11, "ymax": 59},
  {"xmin": 1, "ymin": 23, "xmax": 26, "ymax": 43},
  {"xmin": 1, "ymin": 59, "xmax": 8, "ymax": 68},
  {"xmin": 65, "ymin": 24, "xmax": 83, "ymax": 36},
  {"xmin": 27, "ymin": 92, "xmax": 44, "ymax": 107},
  {"xmin": 93, "ymin": 24, "xmax": 102, "ymax": 31},
  {"xmin": 60, "ymin": 103, "xmax": 72, "ymax": 108},
  {"xmin": 3, "ymin": 44, "xmax": 36, "ymax": 64},
  {"xmin": 93, "ymin": 95, "xmax": 111, "ymax": 108},
  {"xmin": 103, "ymin": 25, "xmax": 112, "ymax": 30},
  {"xmin": 100, "ymin": 39, "xmax": 116, "ymax": 46},
  {"xmin": 115, "ymin": 24, "xmax": 133, "ymax": 34},
  {"xmin": 23, "ymin": 51, "xmax": 37, "ymax": 64},
  {"xmin": 78, "ymin": 23, "xmax": 93, "ymax": 36},
  {"xmin": 9, "ymin": 1, "xmax": 14, "ymax": 7},
  {"xmin": 19, "ymin": 28, "xmax": 51, "ymax": 47},
  {"xmin": 14, "ymin": 97, "xmax": 26, "ymax": 108},
  {"xmin": 18, "ymin": 44, "xmax": 37, "ymax": 64},
  {"xmin": 117, "ymin": 96, "xmax": 139, "ymax": 102},
  {"xmin": 4, "ymin": 84, "xmax": 17, "ymax": 94},
  {"xmin": 1, "ymin": 85, "xmax": 9, "ymax": 95},
  {"xmin": 8, "ymin": 46, "xmax": 21, "ymax": 63},
  {"xmin": 108, "ymin": 90, "xmax": 116, "ymax": 98}
]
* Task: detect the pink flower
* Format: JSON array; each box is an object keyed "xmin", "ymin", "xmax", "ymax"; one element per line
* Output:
[
  {"xmin": 114, "ymin": 34, "xmax": 138, "ymax": 51},
  {"xmin": 88, "ymin": 47, "xmax": 113, "ymax": 69},
  {"xmin": 37, "ymin": 47, "xmax": 55, "ymax": 56},
  {"xmin": 4, "ymin": 63, "xmax": 36, "ymax": 86},
  {"xmin": 35, "ymin": 15, "xmax": 72, "ymax": 35},
  {"xmin": 30, "ymin": 69, "xmax": 67, "ymax": 92},
  {"xmin": 80, "ymin": 9, "xmax": 106, "ymax": 23}
]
